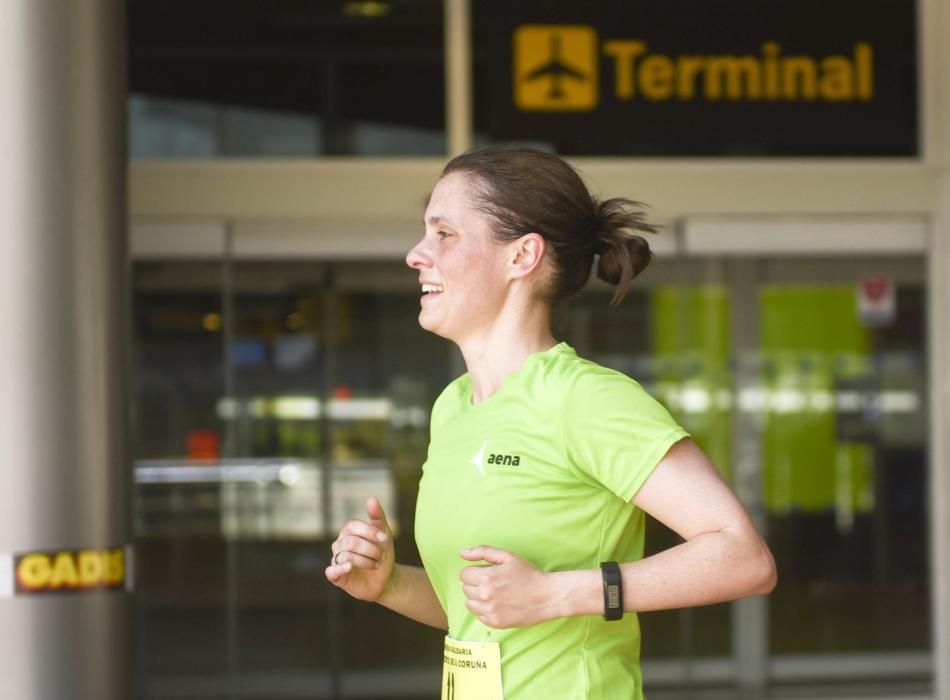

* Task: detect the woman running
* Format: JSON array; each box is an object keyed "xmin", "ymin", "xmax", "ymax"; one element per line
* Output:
[{"xmin": 326, "ymin": 145, "xmax": 777, "ymax": 699}]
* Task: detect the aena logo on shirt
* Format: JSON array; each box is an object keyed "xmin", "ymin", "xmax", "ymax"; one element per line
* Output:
[{"xmin": 470, "ymin": 441, "xmax": 521, "ymax": 475}]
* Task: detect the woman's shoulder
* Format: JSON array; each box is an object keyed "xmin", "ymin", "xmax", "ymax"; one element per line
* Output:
[
  {"xmin": 542, "ymin": 346, "xmax": 677, "ymax": 428},
  {"xmin": 428, "ymin": 372, "xmax": 471, "ymax": 428},
  {"xmin": 545, "ymin": 343, "xmax": 646, "ymax": 395}
]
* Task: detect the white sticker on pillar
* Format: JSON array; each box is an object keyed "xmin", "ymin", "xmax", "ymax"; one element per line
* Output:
[{"xmin": 0, "ymin": 553, "xmax": 13, "ymax": 599}]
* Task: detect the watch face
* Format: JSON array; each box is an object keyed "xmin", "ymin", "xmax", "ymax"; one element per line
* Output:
[
  {"xmin": 601, "ymin": 562, "xmax": 623, "ymax": 620},
  {"xmin": 607, "ymin": 584, "xmax": 620, "ymax": 610}
]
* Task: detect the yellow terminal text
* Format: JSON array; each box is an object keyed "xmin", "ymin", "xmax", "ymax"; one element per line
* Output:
[{"xmin": 602, "ymin": 41, "xmax": 874, "ymax": 101}]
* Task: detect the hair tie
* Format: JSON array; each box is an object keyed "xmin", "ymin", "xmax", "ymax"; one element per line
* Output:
[{"xmin": 593, "ymin": 235, "xmax": 609, "ymax": 256}]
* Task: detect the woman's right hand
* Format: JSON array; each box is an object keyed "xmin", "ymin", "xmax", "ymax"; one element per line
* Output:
[{"xmin": 325, "ymin": 496, "xmax": 395, "ymax": 602}]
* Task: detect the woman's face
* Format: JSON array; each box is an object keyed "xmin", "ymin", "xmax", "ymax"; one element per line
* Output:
[{"xmin": 406, "ymin": 172, "xmax": 513, "ymax": 343}]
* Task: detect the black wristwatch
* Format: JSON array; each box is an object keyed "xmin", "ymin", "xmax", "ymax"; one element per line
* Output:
[{"xmin": 600, "ymin": 561, "xmax": 623, "ymax": 621}]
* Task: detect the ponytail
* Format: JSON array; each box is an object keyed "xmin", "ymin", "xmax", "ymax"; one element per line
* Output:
[{"xmin": 593, "ymin": 198, "xmax": 657, "ymax": 306}]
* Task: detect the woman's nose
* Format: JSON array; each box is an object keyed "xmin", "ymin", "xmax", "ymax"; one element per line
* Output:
[{"xmin": 405, "ymin": 238, "xmax": 430, "ymax": 270}]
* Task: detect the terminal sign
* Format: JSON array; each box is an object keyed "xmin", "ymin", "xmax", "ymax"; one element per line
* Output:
[
  {"xmin": 516, "ymin": 27, "xmax": 875, "ymax": 111},
  {"xmin": 478, "ymin": 1, "xmax": 917, "ymax": 156}
]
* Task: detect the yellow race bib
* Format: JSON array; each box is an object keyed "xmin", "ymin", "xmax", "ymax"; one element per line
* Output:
[{"xmin": 441, "ymin": 636, "xmax": 504, "ymax": 700}]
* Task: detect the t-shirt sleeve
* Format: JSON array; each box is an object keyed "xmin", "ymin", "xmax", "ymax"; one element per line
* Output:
[
  {"xmin": 428, "ymin": 374, "xmax": 467, "ymax": 435},
  {"xmin": 562, "ymin": 370, "xmax": 691, "ymax": 502}
]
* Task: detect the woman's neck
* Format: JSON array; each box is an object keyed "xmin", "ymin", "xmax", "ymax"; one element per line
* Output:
[{"xmin": 457, "ymin": 305, "xmax": 557, "ymax": 405}]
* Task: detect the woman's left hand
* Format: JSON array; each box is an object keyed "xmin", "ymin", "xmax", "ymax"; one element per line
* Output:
[{"xmin": 459, "ymin": 546, "xmax": 557, "ymax": 629}]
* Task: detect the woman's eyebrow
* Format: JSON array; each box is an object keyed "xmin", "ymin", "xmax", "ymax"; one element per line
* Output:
[{"xmin": 424, "ymin": 215, "xmax": 459, "ymax": 229}]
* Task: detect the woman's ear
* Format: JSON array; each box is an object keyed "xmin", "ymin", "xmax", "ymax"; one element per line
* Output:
[{"xmin": 510, "ymin": 233, "xmax": 547, "ymax": 279}]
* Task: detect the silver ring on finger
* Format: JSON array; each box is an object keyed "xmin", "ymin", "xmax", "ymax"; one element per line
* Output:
[{"xmin": 334, "ymin": 551, "xmax": 345, "ymax": 565}]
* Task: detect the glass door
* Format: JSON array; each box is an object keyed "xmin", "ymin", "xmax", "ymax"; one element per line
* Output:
[
  {"xmin": 132, "ymin": 257, "xmax": 453, "ymax": 699},
  {"xmin": 750, "ymin": 257, "xmax": 930, "ymax": 689}
]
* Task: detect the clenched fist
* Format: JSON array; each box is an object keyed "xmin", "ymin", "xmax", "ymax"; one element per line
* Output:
[
  {"xmin": 459, "ymin": 546, "xmax": 559, "ymax": 629},
  {"xmin": 325, "ymin": 496, "xmax": 395, "ymax": 603}
]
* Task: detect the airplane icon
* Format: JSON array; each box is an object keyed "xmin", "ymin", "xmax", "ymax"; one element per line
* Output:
[
  {"xmin": 522, "ymin": 33, "xmax": 588, "ymax": 100},
  {"xmin": 514, "ymin": 24, "xmax": 598, "ymax": 111}
]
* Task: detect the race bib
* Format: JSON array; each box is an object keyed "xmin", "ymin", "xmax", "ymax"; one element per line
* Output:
[{"xmin": 441, "ymin": 636, "xmax": 504, "ymax": 700}]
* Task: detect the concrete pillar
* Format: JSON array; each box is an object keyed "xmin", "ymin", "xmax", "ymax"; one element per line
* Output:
[
  {"xmin": 931, "ymin": 176, "xmax": 950, "ymax": 700},
  {"xmin": 0, "ymin": 2, "xmax": 132, "ymax": 699},
  {"xmin": 930, "ymin": 0, "xmax": 950, "ymax": 697},
  {"xmin": 444, "ymin": 0, "xmax": 472, "ymax": 156}
]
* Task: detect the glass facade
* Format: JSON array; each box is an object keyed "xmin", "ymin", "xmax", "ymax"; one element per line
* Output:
[
  {"xmin": 128, "ymin": 0, "xmax": 446, "ymax": 158},
  {"xmin": 132, "ymin": 250, "xmax": 930, "ymax": 698}
]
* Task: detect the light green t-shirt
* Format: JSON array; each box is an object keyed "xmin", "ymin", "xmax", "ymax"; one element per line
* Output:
[{"xmin": 415, "ymin": 342, "xmax": 690, "ymax": 699}]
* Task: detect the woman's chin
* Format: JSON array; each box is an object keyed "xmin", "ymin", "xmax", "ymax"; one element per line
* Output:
[
  {"xmin": 417, "ymin": 309, "xmax": 439, "ymax": 332},
  {"xmin": 417, "ymin": 311, "xmax": 455, "ymax": 341}
]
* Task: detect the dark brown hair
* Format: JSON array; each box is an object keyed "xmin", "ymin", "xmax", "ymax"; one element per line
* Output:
[{"xmin": 441, "ymin": 145, "xmax": 657, "ymax": 306}]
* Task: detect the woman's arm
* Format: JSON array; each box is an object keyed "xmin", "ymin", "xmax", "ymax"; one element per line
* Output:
[
  {"xmin": 326, "ymin": 497, "xmax": 448, "ymax": 630},
  {"xmin": 459, "ymin": 438, "xmax": 777, "ymax": 627},
  {"xmin": 550, "ymin": 437, "xmax": 776, "ymax": 616},
  {"xmin": 378, "ymin": 564, "xmax": 448, "ymax": 630}
]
